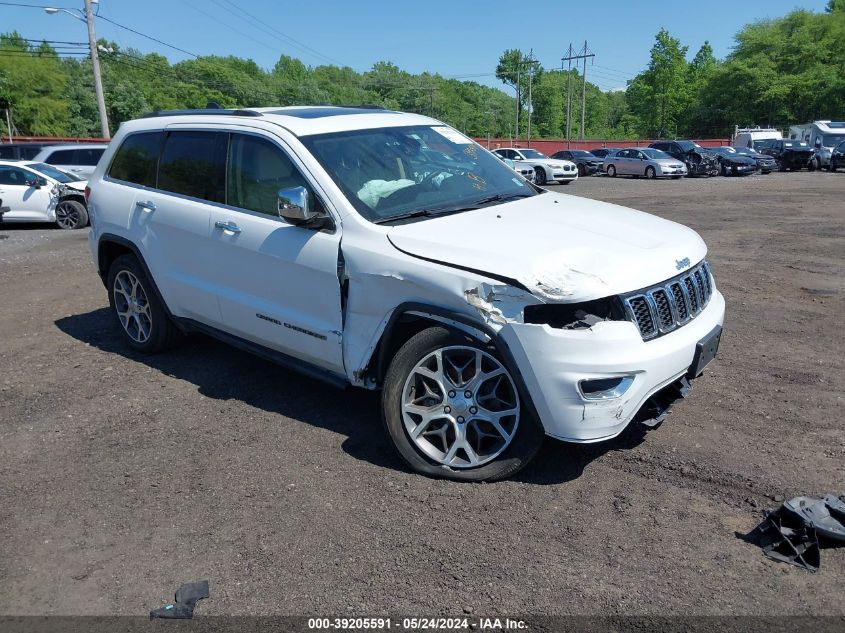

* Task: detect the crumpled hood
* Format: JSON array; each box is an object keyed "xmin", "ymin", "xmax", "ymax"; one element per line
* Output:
[
  {"xmin": 387, "ymin": 192, "xmax": 707, "ymax": 303},
  {"xmin": 64, "ymin": 180, "xmax": 87, "ymax": 192}
]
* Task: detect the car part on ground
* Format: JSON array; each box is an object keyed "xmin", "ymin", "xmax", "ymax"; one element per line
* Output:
[
  {"xmin": 150, "ymin": 580, "xmax": 210, "ymax": 619},
  {"xmin": 86, "ymin": 105, "xmax": 724, "ymax": 480},
  {"xmin": 743, "ymin": 494, "xmax": 845, "ymax": 572}
]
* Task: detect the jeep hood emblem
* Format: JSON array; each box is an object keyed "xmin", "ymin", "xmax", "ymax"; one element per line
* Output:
[{"xmin": 676, "ymin": 257, "xmax": 691, "ymax": 270}]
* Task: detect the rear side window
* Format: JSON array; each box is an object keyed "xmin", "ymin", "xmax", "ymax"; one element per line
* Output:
[
  {"xmin": 158, "ymin": 131, "xmax": 227, "ymax": 203},
  {"xmin": 108, "ymin": 132, "xmax": 163, "ymax": 187},
  {"xmin": 45, "ymin": 149, "xmax": 75, "ymax": 164},
  {"xmin": 75, "ymin": 147, "xmax": 105, "ymax": 166},
  {"xmin": 20, "ymin": 146, "xmax": 42, "ymax": 160},
  {"xmin": 0, "ymin": 146, "xmax": 14, "ymax": 159}
]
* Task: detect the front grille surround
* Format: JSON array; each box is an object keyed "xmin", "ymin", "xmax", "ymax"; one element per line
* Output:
[{"xmin": 622, "ymin": 261, "xmax": 714, "ymax": 340}]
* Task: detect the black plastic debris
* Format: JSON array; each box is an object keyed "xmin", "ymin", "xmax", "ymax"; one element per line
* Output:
[
  {"xmin": 150, "ymin": 580, "xmax": 209, "ymax": 619},
  {"xmin": 743, "ymin": 494, "xmax": 845, "ymax": 572}
]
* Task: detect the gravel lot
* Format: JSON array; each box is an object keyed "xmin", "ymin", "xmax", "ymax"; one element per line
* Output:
[{"xmin": 0, "ymin": 170, "xmax": 843, "ymax": 618}]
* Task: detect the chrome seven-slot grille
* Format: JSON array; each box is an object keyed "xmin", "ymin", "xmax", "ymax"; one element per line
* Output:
[{"xmin": 623, "ymin": 261, "xmax": 714, "ymax": 340}]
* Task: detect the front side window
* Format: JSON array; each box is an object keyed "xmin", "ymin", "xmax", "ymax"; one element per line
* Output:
[
  {"xmin": 227, "ymin": 133, "xmax": 310, "ymax": 216},
  {"xmin": 158, "ymin": 131, "xmax": 227, "ymax": 203},
  {"xmin": 301, "ymin": 125, "xmax": 538, "ymax": 224},
  {"xmin": 108, "ymin": 132, "xmax": 164, "ymax": 187},
  {"xmin": 0, "ymin": 166, "xmax": 35, "ymax": 186}
]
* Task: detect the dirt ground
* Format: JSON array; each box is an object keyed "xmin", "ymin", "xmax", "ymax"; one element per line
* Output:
[{"xmin": 0, "ymin": 170, "xmax": 843, "ymax": 618}]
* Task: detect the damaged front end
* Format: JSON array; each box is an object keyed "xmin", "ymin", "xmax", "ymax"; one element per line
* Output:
[{"xmin": 684, "ymin": 149, "xmax": 720, "ymax": 176}]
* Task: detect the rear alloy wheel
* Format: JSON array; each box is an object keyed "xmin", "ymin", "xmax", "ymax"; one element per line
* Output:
[
  {"xmin": 533, "ymin": 166, "xmax": 546, "ymax": 186},
  {"xmin": 645, "ymin": 166, "xmax": 656, "ymax": 179},
  {"xmin": 107, "ymin": 254, "xmax": 182, "ymax": 353},
  {"xmin": 607, "ymin": 165, "xmax": 617, "ymax": 177},
  {"xmin": 382, "ymin": 327, "xmax": 543, "ymax": 481},
  {"xmin": 55, "ymin": 200, "xmax": 88, "ymax": 230}
]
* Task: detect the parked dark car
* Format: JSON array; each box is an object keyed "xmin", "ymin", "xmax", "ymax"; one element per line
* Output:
[
  {"xmin": 760, "ymin": 140, "xmax": 816, "ymax": 171},
  {"xmin": 550, "ymin": 149, "xmax": 603, "ymax": 176},
  {"xmin": 731, "ymin": 147, "xmax": 777, "ymax": 174},
  {"xmin": 0, "ymin": 143, "xmax": 57, "ymax": 161},
  {"xmin": 827, "ymin": 140, "xmax": 845, "ymax": 171},
  {"xmin": 648, "ymin": 140, "xmax": 720, "ymax": 177},
  {"xmin": 711, "ymin": 147, "xmax": 758, "ymax": 176},
  {"xmin": 589, "ymin": 147, "xmax": 622, "ymax": 159}
]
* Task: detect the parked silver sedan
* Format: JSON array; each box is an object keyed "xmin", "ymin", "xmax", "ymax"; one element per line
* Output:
[{"xmin": 604, "ymin": 148, "xmax": 687, "ymax": 179}]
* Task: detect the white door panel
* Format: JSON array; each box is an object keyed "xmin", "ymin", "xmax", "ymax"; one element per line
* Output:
[
  {"xmin": 130, "ymin": 190, "xmax": 223, "ymax": 326},
  {"xmin": 210, "ymin": 211, "xmax": 344, "ymax": 372},
  {"xmin": 0, "ymin": 166, "xmax": 54, "ymax": 221}
]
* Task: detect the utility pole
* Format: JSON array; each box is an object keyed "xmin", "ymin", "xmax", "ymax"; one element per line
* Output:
[
  {"xmin": 85, "ymin": 0, "xmax": 110, "ymax": 139},
  {"xmin": 563, "ymin": 44, "xmax": 573, "ymax": 142},
  {"xmin": 46, "ymin": 1, "xmax": 110, "ymax": 139},
  {"xmin": 514, "ymin": 51, "xmax": 521, "ymax": 143},
  {"xmin": 3, "ymin": 108, "xmax": 12, "ymax": 143},
  {"xmin": 561, "ymin": 42, "xmax": 594, "ymax": 141},
  {"xmin": 526, "ymin": 49, "xmax": 537, "ymax": 147}
]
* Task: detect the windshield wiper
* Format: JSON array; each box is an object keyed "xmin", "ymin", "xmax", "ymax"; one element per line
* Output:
[{"xmin": 374, "ymin": 192, "xmax": 534, "ymax": 225}]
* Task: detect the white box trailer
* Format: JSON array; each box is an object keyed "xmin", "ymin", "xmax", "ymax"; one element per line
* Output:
[
  {"xmin": 732, "ymin": 126, "xmax": 783, "ymax": 151},
  {"xmin": 789, "ymin": 121, "xmax": 845, "ymax": 168}
]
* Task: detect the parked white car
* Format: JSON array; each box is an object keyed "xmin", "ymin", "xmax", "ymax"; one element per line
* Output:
[
  {"xmin": 0, "ymin": 160, "xmax": 89, "ymax": 229},
  {"xmin": 492, "ymin": 147, "xmax": 578, "ymax": 185},
  {"xmin": 493, "ymin": 153, "xmax": 535, "ymax": 182},
  {"xmin": 31, "ymin": 143, "xmax": 108, "ymax": 179},
  {"xmin": 86, "ymin": 106, "xmax": 724, "ymax": 481}
]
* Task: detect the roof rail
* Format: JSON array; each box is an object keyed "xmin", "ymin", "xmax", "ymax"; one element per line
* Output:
[{"xmin": 141, "ymin": 108, "xmax": 262, "ymax": 119}]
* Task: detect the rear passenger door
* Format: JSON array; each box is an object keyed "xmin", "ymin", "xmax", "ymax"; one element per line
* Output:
[
  {"xmin": 108, "ymin": 130, "xmax": 226, "ymax": 327},
  {"xmin": 209, "ymin": 131, "xmax": 344, "ymax": 373}
]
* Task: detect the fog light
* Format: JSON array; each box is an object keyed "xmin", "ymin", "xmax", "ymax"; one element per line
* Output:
[{"xmin": 578, "ymin": 375, "xmax": 635, "ymax": 400}]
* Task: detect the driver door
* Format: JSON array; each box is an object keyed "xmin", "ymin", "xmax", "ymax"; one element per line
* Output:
[{"xmin": 0, "ymin": 165, "xmax": 53, "ymax": 222}]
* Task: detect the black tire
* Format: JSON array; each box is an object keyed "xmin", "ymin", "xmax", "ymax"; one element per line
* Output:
[
  {"xmin": 533, "ymin": 166, "xmax": 546, "ymax": 186},
  {"xmin": 831, "ymin": 163, "xmax": 838, "ymax": 172},
  {"xmin": 808, "ymin": 160, "xmax": 817, "ymax": 172},
  {"xmin": 645, "ymin": 166, "xmax": 656, "ymax": 179},
  {"xmin": 577, "ymin": 164, "xmax": 585, "ymax": 177},
  {"xmin": 671, "ymin": 175, "xmax": 682, "ymax": 179},
  {"xmin": 607, "ymin": 165, "xmax": 617, "ymax": 177},
  {"xmin": 381, "ymin": 326, "xmax": 544, "ymax": 482},
  {"xmin": 55, "ymin": 199, "xmax": 88, "ymax": 230},
  {"xmin": 107, "ymin": 254, "xmax": 182, "ymax": 353},
  {"xmin": 721, "ymin": 163, "xmax": 728, "ymax": 177}
]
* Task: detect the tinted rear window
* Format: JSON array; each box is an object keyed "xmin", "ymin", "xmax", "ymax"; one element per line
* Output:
[
  {"xmin": 158, "ymin": 131, "xmax": 227, "ymax": 203},
  {"xmin": 45, "ymin": 149, "xmax": 76, "ymax": 164},
  {"xmin": 108, "ymin": 132, "xmax": 164, "ymax": 187},
  {"xmin": 75, "ymin": 147, "xmax": 105, "ymax": 165}
]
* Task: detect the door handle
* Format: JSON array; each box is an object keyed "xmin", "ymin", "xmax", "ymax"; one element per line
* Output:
[
  {"xmin": 215, "ymin": 220, "xmax": 242, "ymax": 235},
  {"xmin": 136, "ymin": 200, "xmax": 156, "ymax": 212},
  {"xmin": 71, "ymin": 168, "xmax": 84, "ymax": 172}
]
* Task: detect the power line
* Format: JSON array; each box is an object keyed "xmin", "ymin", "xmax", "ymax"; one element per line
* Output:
[
  {"xmin": 95, "ymin": 15, "xmax": 199, "ymax": 58},
  {"xmin": 216, "ymin": 0, "xmax": 344, "ymax": 67}
]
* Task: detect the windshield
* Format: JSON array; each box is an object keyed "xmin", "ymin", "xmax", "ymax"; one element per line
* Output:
[
  {"xmin": 822, "ymin": 134, "xmax": 845, "ymax": 147},
  {"xmin": 640, "ymin": 148, "xmax": 671, "ymax": 159},
  {"xmin": 27, "ymin": 162, "xmax": 81, "ymax": 183},
  {"xmin": 568, "ymin": 150, "xmax": 593, "ymax": 158},
  {"xmin": 752, "ymin": 139, "xmax": 776, "ymax": 150},
  {"xmin": 301, "ymin": 125, "xmax": 538, "ymax": 223},
  {"xmin": 714, "ymin": 147, "xmax": 736, "ymax": 155},
  {"xmin": 519, "ymin": 149, "xmax": 546, "ymax": 159}
]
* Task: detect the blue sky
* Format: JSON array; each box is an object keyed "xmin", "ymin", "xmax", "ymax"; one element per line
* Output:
[{"xmin": 2, "ymin": 0, "xmax": 830, "ymax": 92}]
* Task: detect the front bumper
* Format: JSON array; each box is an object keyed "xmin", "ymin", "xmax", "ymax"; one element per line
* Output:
[
  {"xmin": 552, "ymin": 169, "xmax": 578, "ymax": 182},
  {"xmin": 502, "ymin": 290, "xmax": 725, "ymax": 442},
  {"xmin": 728, "ymin": 163, "xmax": 757, "ymax": 175},
  {"xmin": 659, "ymin": 165, "xmax": 687, "ymax": 176}
]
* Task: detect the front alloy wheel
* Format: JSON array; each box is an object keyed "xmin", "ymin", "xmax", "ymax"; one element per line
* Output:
[
  {"xmin": 55, "ymin": 200, "xmax": 88, "ymax": 229},
  {"xmin": 382, "ymin": 327, "xmax": 543, "ymax": 481},
  {"xmin": 401, "ymin": 346, "xmax": 519, "ymax": 469}
]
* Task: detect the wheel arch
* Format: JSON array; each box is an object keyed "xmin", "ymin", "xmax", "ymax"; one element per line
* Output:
[
  {"xmin": 97, "ymin": 233, "xmax": 175, "ymax": 320},
  {"xmin": 364, "ymin": 302, "xmax": 543, "ymax": 429}
]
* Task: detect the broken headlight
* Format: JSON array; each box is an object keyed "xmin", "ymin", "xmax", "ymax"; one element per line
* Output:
[{"xmin": 523, "ymin": 296, "xmax": 626, "ymax": 330}]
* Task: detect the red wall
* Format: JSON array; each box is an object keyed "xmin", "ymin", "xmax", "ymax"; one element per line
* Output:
[{"xmin": 474, "ymin": 138, "xmax": 730, "ymax": 153}]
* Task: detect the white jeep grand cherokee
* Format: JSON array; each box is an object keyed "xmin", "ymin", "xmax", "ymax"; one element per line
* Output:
[{"xmin": 87, "ymin": 105, "xmax": 725, "ymax": 481}]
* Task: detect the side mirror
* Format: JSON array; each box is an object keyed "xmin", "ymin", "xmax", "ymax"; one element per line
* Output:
[
  {"xmin": 278, "ymin": 186, "xmax": 327, "ymax": 227},
  {"xmin": 26, "ymin": 179, "xmax": 41, "ymax": 189}
]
